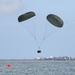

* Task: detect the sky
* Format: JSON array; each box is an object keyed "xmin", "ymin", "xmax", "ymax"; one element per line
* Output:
[{"xmin": 0, "ymin": 0, "xmax": 75, "ymax": 59}]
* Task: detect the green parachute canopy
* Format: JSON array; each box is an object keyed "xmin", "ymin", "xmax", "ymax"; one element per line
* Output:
[
  {"xmin": 47, "ymin": 14, "xmax": 64, "ymax": 28},
  {"xmin": 18, "ymin": 11, "xmax": 36, "ymax": 22}
]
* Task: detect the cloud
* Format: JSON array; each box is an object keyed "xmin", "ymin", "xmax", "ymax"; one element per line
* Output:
[{"xmin": 0, "ymin": 0, "xmax": 22, "ymax": 14}]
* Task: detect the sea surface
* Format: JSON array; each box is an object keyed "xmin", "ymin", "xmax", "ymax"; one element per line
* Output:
[{"xmin": 0, "ymin": 60, "xmax": 75, "ymax": 75}]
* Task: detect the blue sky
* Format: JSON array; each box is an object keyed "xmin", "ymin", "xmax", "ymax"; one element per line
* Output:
[{"xmin": 0, "ymin": 0, "xmax": 75, "ymax": 59}]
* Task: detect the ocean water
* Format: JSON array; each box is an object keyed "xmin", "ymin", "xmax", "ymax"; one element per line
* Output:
[{"xmin": 0, "ymin": 60, "xmax": 75, "ymax": 75}]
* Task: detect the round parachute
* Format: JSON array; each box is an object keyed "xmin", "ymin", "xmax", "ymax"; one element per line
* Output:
[
  {"xmin": 47, "ymin": 14, "xmax": 64, "ymax": 28},
  {"xmin": 18, "ymin": 11, "xmax": 36, "ymax": 22}
]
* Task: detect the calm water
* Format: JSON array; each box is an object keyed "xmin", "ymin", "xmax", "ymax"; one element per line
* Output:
[{"xmin": 0, "ymin": 60, "xmax": 75, "ymax": 75}]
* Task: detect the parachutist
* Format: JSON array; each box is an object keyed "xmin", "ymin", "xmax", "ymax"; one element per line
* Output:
[{"xmin": 37, "ymin": 50, "xmax": 41, "ymax": 53}]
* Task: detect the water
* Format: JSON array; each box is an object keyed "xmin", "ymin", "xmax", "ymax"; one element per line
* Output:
[{"xmin": 0, "ymin": 60, "xmax": 75, "ymax": 75}]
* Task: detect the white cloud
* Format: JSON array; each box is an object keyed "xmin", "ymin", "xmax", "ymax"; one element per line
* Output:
[{"xmin": 0, "ymin": 0, "xmax": 22, "ymax": 14}]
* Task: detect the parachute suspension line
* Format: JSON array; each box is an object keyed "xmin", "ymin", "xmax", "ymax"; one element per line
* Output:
[
  {"xmin": 44, "ymin": 28, "xmax": 58, "ymax": 40},
  {"xmin": 33, "ymin": 21, "xmax": 37, "ymax": 40},
  {"xmin": 26, "ymin": 17, "xmax": 37, "ymax": 41},
  {"xmin": 35, "ymin": 39, "xmax": 41, "ymax": 49},
  {"xmin": 34, "ymin": 17, "xmax": 40, "ymax": 49},
  {"xmin": 34, "ymin": 23, "xmax": 47, "ymax": 49},
  {"xmin": 43, "ymin": 19, "xmax": 59, "ymax": 41},
  {"xmin": 37, "ymin": 22, "xmax": 48, "ymax": 47},
  {"xmin": 25, "ymin": 27, "xmax": 36, "ymax": 40},
  {"xmin": 37, "ymin": 22, "xmax": 48, "ymax": 48},
  {"xmin": 38, "ymin": 39, "xmax": 44, "ymax": 49},
  {"xmin": 25, "ymin": 23, "xmax": 40, "ymax": 50},
  {"xmin": 41, "ymin": 22, "xmax": 58, "ymax": 45},
  {"xmin": 43, "ymin": 22, "xmax": 48, "ymax": 41}
]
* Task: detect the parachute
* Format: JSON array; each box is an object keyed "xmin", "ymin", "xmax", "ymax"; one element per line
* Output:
[
  {"xmin": 18, "ymin": 11, "xmax": 36, "ymax": 40},
  {"xmin": 18, "ymin": 12, "xmax": 64, "ymax": 52},
  {"xmin": 18, "ymin": 11, "xmax": 36, "ymax": 22},
  {"xmin": 47, "ymin": 14, "xmax": 64, "ymax": 28},
  {"xmin": 42, "ymin": 14, "xmax": 64, "ymax": 44}
]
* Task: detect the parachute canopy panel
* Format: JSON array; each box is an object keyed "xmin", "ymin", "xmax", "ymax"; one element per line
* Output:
[
  {"xmin": 18, "ymin": 11, "xmax": 36, "ymax": 22},
  {"xmin": 47, "ymin": 14, "xmax": 64, "ymax": 28}
]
